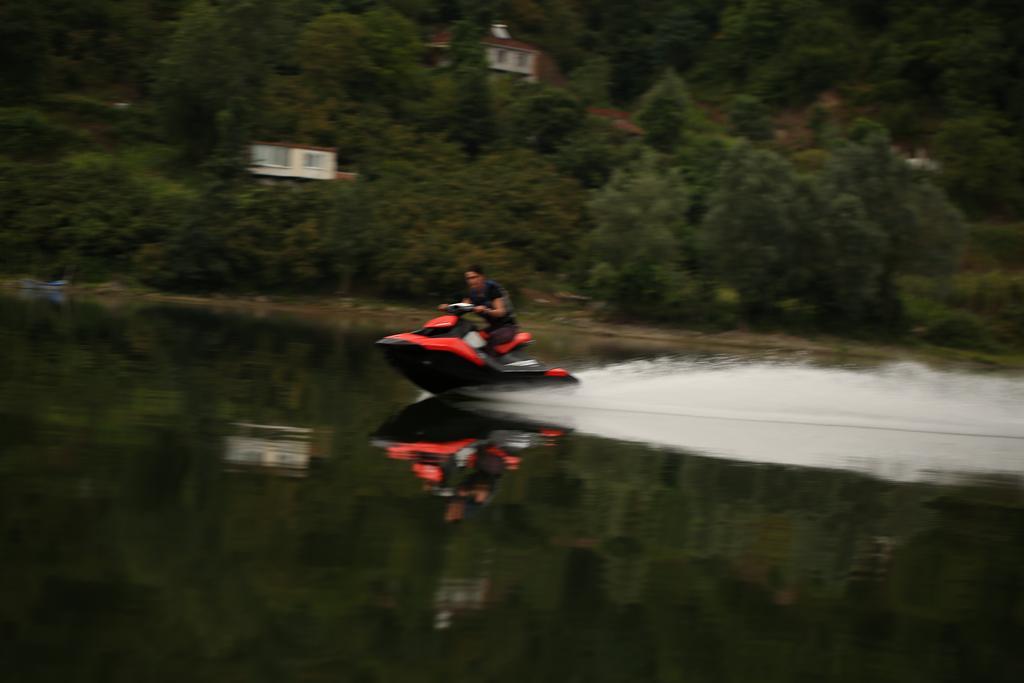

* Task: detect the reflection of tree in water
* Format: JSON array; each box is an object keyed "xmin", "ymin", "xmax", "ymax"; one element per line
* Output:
[{"xmin": 556, "ymin": 438, "xmax": 941, "ymax": 608}]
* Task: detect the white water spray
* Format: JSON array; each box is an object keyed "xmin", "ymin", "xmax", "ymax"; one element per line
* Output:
[{"xmin": 467, "ymin": 358, "xmax": 1024, "ymax": 484}]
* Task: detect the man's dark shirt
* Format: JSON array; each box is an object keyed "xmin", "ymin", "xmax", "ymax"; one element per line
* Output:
[{"xmin": 467, "ymin": 279, "xmax": 516, "ymax": 328}]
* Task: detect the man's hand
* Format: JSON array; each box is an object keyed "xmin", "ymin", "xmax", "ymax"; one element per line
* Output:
[
  {"xmin": 438, "ymin": 303, "xmax": 448, "ymax": 311},
  {"xmin": 473, "ymin": 305, "xmax": 487, "ymax": 314}
]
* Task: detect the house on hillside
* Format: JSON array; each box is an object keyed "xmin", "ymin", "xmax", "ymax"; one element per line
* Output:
[
  {"xmin": 428, "ymin": 23, "xmax": 563, "ymax": 84},
  {"xmin": 248, "ymin": 142, "xmax": 357, "ymax": 182}
]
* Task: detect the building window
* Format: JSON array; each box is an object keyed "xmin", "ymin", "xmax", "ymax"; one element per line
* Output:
[
  {"xmin": 252, "ymin": 145, "xmax": 289, "ymax": 167},
  {"xmin": 496, "ymin": 49, "xmax": 506, "ymax": 63},
  {"xmin": 517, "ymin": 52, "xmax": 528, "ymax": 67},
  {"xmin": 303, "ymin": 152, "xmax": 326, "ymax": 170}
]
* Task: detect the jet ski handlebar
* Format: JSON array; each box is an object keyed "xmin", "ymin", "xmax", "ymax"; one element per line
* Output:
[{"xmin": 444, "ymin": 303, "xmax": 476, "ymax": 315}]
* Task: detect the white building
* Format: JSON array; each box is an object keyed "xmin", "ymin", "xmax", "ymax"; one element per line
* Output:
[
  {"xmin": 429, "ymin": 23, "xmax": 542, "ymax": 83},
  {"xmin": 249, "ymin": 142, "xmax": 342, "ymax": 181}
]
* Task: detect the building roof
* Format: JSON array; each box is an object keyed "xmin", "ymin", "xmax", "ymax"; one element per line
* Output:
[
  {"xmin": 429, "ymin": 29, "xmax": 540, "ymax": 54},
  {"xmin": 251, "ymin": 141, "xmax": 338, "ymax": 153}
]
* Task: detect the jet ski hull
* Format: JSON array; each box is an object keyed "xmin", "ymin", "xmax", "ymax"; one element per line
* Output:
[{"xmin": 376, "ymin": 336, "xmax": 578, "ymax": 395}]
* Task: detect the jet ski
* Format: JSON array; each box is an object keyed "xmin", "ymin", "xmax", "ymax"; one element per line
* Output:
[{"xmin": 375, "ymin": 303, "xmax": 579, "ymax": 394}]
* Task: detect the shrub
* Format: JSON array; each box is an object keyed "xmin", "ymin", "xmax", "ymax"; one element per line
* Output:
[
  {"xmin": 920, "ymin": 308, "xmax": 994, "ymax": 349},
  {"xmin": 0, "ymin": 108, "xmax": 83, "ymax": 159}
]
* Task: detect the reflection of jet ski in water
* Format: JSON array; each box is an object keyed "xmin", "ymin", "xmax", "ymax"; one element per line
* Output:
[
  {"xmin": 375, "ymin": 303, "xmax": 579, "ymax": 394},
  {"xmin": 371, "ymin": 398, "xmax": 568, "ymax": 521}
]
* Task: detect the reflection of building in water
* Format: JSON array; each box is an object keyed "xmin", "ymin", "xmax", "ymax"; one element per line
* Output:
[
  {"xmin": 223, "ymin": 422, "xmax": 328, "ymax": 477},
  {"xmin": 433, "ymin": 577, "xmax": 491, "ymax": 630}
]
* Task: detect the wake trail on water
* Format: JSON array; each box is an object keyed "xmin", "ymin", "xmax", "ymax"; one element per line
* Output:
[{"xmin": 467, "ymin": 358, "xmax": 1024, "ymax": 483}]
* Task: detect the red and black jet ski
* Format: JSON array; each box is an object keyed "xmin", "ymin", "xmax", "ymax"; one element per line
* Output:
[{"xmin": 375, "ymin": 303, "xmax": 579, "ymax": 394}]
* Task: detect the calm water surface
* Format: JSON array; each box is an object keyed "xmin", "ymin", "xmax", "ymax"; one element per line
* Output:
[{"xmin": 2, "ymin": 293, "xmax": 1023, "ymax": 683}]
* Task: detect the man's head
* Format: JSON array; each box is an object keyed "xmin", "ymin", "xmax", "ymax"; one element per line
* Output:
[{"xmin": 464, "ymin": 265, "xmax": 485, "ymax": 287}]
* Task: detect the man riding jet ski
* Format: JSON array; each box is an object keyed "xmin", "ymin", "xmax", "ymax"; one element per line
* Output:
[
  {"xmin": 376, "ymin": 266, "xmax": 578, "ymax": 394},
  {"xmin": 376, "ymin": 302, "xmax": 579, "ymax": 394}
]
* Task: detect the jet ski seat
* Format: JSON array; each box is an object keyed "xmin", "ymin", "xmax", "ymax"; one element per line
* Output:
[{"xmin": 491, "ymin": 331, "xmax": 533, "ymax": 355}]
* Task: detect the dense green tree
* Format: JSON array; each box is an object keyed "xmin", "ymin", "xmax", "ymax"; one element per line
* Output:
[
  {"xmin": 368, "ymin": 147, "xmax": 584, "ymax": 294},
  {"xmin": 813, "ymin": 193, "xmax": 886, "ymax": 324},
  {"xmin": 673, "ymin": 133, "xmax": 729, "ymax": 224},
  {"xmin": 0, "ymin": 109, "xmax": 82, "ymax": 160},
  {"xmin": 819, "ymin": 127, "xmax": 967, "ymax": 327},
  {"xmin": 297, "ymin": 12, "xmax": 374, "ymax": 98},
  {"xmin": 608, "ymin": 30, "xmax": 656, "ymax": 104},
  {"xmin": 154, "ymin": 0, "xmax": 252, "ymax": 165},
  {"xmin": 635, "ymin": 70, "xmax": 690, "ymax": 153},
  {"xmin": 713, "ymin": 0, "xmax": 785, "ymax": 82},
  {"xmin": 297, "ymin": 8, "xmax": 425, "ymax": 114},
  {"xmin": 728, "ymin": 94, "xmax": 773, "ymax": 141},
  {"xmin": 765, "ymin": 5, "xmax": 858, "ymax": 102},
  {"xmin": 503, "ymin": 84, "xmax": 584, "ymax": 154},
  {"xmin": 0, "ymin": 156, "xmax": 190, "ymax": 280},
  {"xmin": 934, "ymin": 11, "xmax": 1011, "ymax": 114},
  {"xmin": 567, "ymin": 56, "xmax": 612, "ymax": 107},
  {"xmin": 701, "ymin": 143, "xmax": 820, "ymax": 321},
  {"xmin": 585, "ymin": 153, "xmax": 694, "ymax": 318},
  {"xmin": 446, "ymin": 20, "xmax": 495, "ymax": 156},
  {"xmin": 552, "ymin": 118, "xmax": 642, "ymax": 189},
  {"xmin": 0, "ymin": 0, "xmax": 49, "ymax": 104},
  {"xmin": 933, "ymin": 115, "xmax": 1024, "ymax": 217},
  {"xmin": 652, "ymin": 5, "xmax": 713, "ymax": 73}
]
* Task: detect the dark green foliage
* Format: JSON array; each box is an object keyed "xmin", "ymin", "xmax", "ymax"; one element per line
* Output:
[
  {"xmin": 368, "ymin": 148, "xmax": 585, "ymax": 295},
  {"xmin": 608, "ymin": 31, "xmax": 656, "ymax": 104},
  {"xmin": 0, "ymin": 157, "xmax": 187, "ymax": 280},
  {"xmin": 1, "ymin": 0, "xmax": 1022, "ymax": 349},
  {"xmin": 503, "ymin": 84, "xmax": 585, "ymax": 154},
  {"xmin": 0, "ymin": 109, "xmax": 84, "ymax": 159},
  {"xmin": 728, "ymin": 94, "xmax": 773, "ymax": 141},
  {"xmin": 297, "ymin": 8, "xmax": 426, "ymax": 114},
  {"xmin": 0, "ymin": 0, "xmax": 49, "ymax": 104},
  {"xmin": 584, "ymin": 153, "xmax": 699, "ymax": 320},
  {"xmin": 817, "ymin": 128, "xmax": 966, "ymax": 328},
  {"xmin": 154, "ymin": 0, "xmax": 250, "ymax": 165},
  {"xmin": 673, "ymin": 133, "xmax": 729, "ymax": 224},
  {"xmin": 702, "ymin": 129, "xmax": 967, "ymax": 332},
  {"xmin": 446, "ymin": 20, "xmax": 495, "ymax": 156},
  {"xmin": 552, "ymin": 118, "xmax": 642, "ymax": 189},
  {"xmin": 139, "ymin": 182, "xmax": 371, "ymax": 292},
  {"xmin": 933, "ymin": 115, "xmax": 1024, "ymax": 216},
  {"xmin": 766, "ymin": 7, "xmax": 858, "ymax": 103},
  {"xmin": 652, "ymin": 5, "xmax": 713, "ymax": 73},
  {"xmin": 815, "ymin": 193, "xmax": 886, "ymax": 323},
  {"xmin": 567, "ymin": 57, "xmax": 612, "ymax": 107},
  {"xmin": 966, "ymin": 222, "xmax": 1024, "ymax": 270},
  {"xmin": 919, "ymin": 308, "xmax": 996, "ymax": 350},
  {"xmin": 635, "ymin": 71, "xmax": 689, "ymax": 153},
  {"xmin": 947, "ymin": 272, "xmax": 1024, "ymax": 343},
  {"xmin": 701, "ymin": 144, "xmax": 820, "ymax": 321}
]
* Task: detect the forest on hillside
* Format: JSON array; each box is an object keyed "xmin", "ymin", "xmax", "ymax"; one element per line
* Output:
[{"xmin": 1, "ymin": 0, "xmax": 1023, "ymax": 349}]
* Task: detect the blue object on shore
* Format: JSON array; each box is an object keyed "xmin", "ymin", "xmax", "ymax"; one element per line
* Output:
[{"xmin": 18, "ymin": 279, "xmax": 68, "ymax": 289}]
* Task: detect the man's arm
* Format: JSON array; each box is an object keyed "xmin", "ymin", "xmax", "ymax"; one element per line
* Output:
[
  {"xmin": 489, "ymin": 296, "xmax": 508, "ymax": 317},
  {"xmin": 474, "ymin": 296, "xmax": 506, "ymax": 317}
]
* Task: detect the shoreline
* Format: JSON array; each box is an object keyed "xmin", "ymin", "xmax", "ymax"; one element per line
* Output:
[{"xmin": 8, "ymin": 280, "xmax": 1023, "ymax": 368}]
